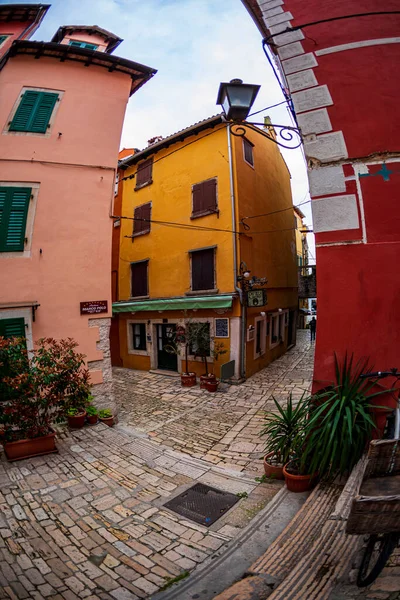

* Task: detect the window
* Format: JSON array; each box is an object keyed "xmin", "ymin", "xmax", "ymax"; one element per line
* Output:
[
  {"xmin": 191, "ymin": 247, "xmax": 215, "ymax": 291},
  {"xmin": 254, "ymin": 316, "xmax": 266, "ymax": 358},
  {"xmin": 133, "ymin": 202, "xmax": 151, "ymax": 237},
  {"xmin": 69, "ymin": 40, "xmax": 98, "ymax": 50},
  {"xmin": 135, "ymin": 158, "xmax": 153, "ymax": 189},
  {"xmin": 0, "ymin": 318, "xmax": 25, "ymax": 339},
  {"xmin": 131, "ymin": 260, "xmax": 148, "ymax": 298},
  {"xmin": 192, "ymin": 178, "xmax": 217, "ymax": 218},
  {"xmin": 243, "ymin": 139, "xmax": 254, "ymax": 166},
  {"xmin": 132, "ymin": 323, "xmax": 146, "ymax": 350},
  {"xmin": 9, "ymin": 90, "xmax": 58, "ymax": 133},
  {"xmin": 0, "ymin": 35, "xmax": 9, "ymax": 47},
  {"xmin": 188, "ymin": 322, "xmax": 210, "ymax": 356},
  {"xmin": 270, "ymin": 314, "xmax": 279, "ymax": 347},
  {"xmin": 0, "ymin": 187, "xmax": 31, "ymax": 252}
]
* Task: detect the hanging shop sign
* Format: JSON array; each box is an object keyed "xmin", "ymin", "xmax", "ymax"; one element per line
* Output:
[
  {"xmin": 246, "ymin": 289, "xmax": 267, "ymax": 307},
  {"xmin": 80, "ymin": 301, "xmax": 108, "ymax": 315}
]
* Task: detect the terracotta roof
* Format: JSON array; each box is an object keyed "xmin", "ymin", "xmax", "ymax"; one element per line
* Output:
[
  {"xmin": 0, "ymin": 4, "xmax": 50, "ymax": 23},
  {"xmin": 1, "ymin": 40, "xmax": 157, "ymax": 97},
  {"xmin": 240, "ymin": 0, "xmax": 269, "ymax": 37},
  {"xmin": 120, "ymin": 114, "xmax": 226, "ymax": 168},
  {"xmin": 51, "ymin": 25, "xmax": 123, "ymax": 54}
]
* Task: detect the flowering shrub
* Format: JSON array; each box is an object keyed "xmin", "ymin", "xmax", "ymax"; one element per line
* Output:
[{"xmin": 0, "ymin": 337, "xmax": 90, "ymax": 441}]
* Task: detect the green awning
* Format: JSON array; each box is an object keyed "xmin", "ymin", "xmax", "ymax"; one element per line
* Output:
[{"xmin": 112, "ymin": 295, "xmax": 233, "ymax": 313}]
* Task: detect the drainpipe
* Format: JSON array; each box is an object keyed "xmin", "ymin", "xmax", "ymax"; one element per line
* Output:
[{"xmin": 226, "ymin": 125, "xmax": 246, "ymax": 380}]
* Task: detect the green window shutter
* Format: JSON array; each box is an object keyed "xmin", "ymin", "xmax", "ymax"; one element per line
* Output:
[
  {"xmin": 0, "ymin": 35, "xmax": 8, "ymax": 46},
  {"xmin": 0, "ymin": 318, "xmax": 26, "ymax": 339},
  {"xmin": 0, "ymin": 187, "xmax": 31, "ymax": 252},
  {"xmin": 9, "ymin": 91, "xmax": 58, "ymax": 133},
  {"xmin": 69, "ymin": 40, "xmax": 98, "ymax": 49}
]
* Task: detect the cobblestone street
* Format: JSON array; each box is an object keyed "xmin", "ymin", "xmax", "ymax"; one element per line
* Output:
[
  {"xmin": 0, "ymin": 332, "xmax": 314, "ymax": 599},
  {"xmin": 116, "ymin": 330, "xmax": 314, "ymax": 474}
]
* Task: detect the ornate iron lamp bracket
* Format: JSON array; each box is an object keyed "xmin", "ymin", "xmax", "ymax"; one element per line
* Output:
[{"xmin": 229, "ymin": 121, "xmax": 302, "ymax": 150}]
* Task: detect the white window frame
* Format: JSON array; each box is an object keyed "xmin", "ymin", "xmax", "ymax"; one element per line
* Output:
[
  {"xmin": 127, "ymin": 319, "xmax": 149, "ymax": 356},
  {"xmin": 254, "ymin": 315, "xmax": 266, "ymax": 358},
  {"xmin": 0, "ymin": 35, "xmax": 10, "ymax": 48},
  {"xmin": 0, "ymin": 181, "xmax": 39, "ymax": 259},
  {"xmin": 4, "ymin": 87, "xmax": 64, "ymax": 138}
]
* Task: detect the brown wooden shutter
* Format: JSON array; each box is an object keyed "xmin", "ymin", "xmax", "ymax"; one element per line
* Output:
[
  {"xmin": 192, "ymin": 179, "xmax": 217, "ymax": 217},
  {"xmin": 131, "ymin": 261, "xmax": 148, "ymax": 297},
  {"xmin": 192, "ymin": 248, "xmax": 214, "ymax": 291},
  {"xmin": 136, "ymin": 158, "xmax": 153, "ymax": 187},
  {"xmin": 133, "ymin": 203, "xmax": 151, "ymax": 236}
]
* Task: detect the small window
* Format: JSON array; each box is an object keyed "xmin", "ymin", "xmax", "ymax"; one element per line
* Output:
[
  {"xmin": 0, "ymin": 187, "xmax": 31, "ymax": 252},
  {"xmin": 0, "ymin": 35, "xmax": 9, "ymax": 47},
  {"xmin": 188, "ymin": 322, "xmax": 210, "ymax": 357},
  {"xmin": 192, "ymin": 178, "xmax": 217, "ymax": 218},
  {"xmin": 191, "ymin": 248, "xmax": 215, "ymax": 291},
  {"xmin": 131, "ymin": 260, "xmax": 148, "ymax": 298},
  {"xmin": 69, "ymin": 40, "xmax": 98, "ymax": 50},
  {"xmin": 133, "ymin": 202, "xmax": 151, "ymax": 237},
  {"xmin": 135, "ymin": 158, "xmax": 153, "ymax": 189},
  {"xmin": 0, "ymin": 317, "xmax": 25, "ymax": 339},
  {"xmin": 270, "ymin": 314, "xmax": 280, "ymax": 347},
  {"xmin": 243, "ymin": 139, "xmax": 254, "ymax": 167},
  {"xmin": 9, "ymin": 90, "xmax": 58, "ymax": 133},
  {"xmin": 132, "ymin": 323, "xmax": 146, "ymax": 350}
]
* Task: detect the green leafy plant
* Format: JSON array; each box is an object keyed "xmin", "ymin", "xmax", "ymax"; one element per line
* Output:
[
  {"xmin": 301, "ymin": 353, "xmax": 391, "ymax": 480},
  {"xmin": 209, "ymin": 341, "xmax": 228, "ymax": 376},
  {"xmin": 260, "ymin": 392, "xmax": 310, "ymax": 466},
  {"xmin": 236, "ymin": 491, "xmax": 249, "ymax": 499},
  {"xmin": 86, "ymin": 405, "xmax": 98, "ymax": 416},
  {"xmin": 98, "ymin": 409, "xmax": 112, "ymax": 419},
  {"xmin": 67, "ymin": 407, "xmax": 84, "ymax": 417},
  {"xmin": 0, "ymin": 337, "xmax": 90, "ymax": 441}
]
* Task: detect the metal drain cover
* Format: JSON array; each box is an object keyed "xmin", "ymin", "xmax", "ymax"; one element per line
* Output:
[{"xmin": 164, "ymin": 483, "xmax": 239, "ymax": 526}]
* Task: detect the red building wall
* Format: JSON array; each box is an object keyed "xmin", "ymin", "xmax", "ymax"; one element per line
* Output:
[{"xmin": 245, "ymin": 0, "xmax": 400, "ymax": 386}]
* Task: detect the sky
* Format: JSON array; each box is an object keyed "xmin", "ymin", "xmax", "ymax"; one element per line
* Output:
[{"xmin": 23, "ymin": 0, "xmax": 314, "ymax": 258}]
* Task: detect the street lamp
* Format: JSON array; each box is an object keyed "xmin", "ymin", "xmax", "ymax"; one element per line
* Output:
[
  {"xmin": 216, "ymin": 79, "xmax": 302, "ymax": 150},
  {"xmin": 216, "ymin": 79, "xmax": 260, "ymax": 122}
]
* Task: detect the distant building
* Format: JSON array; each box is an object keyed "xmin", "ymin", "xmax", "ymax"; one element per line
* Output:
[
  {"xmin": 112, "ymin": 115, "xmax": 298, "ymax": 379},
  {"xmin": 294, "ymin": 206, "xmax": 310, "ymax": 328},
  {"xmin": 0, "ymin": 4, "xmax": 156, "ymax": 411}
]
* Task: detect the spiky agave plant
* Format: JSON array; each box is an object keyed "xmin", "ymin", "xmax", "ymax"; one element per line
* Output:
[
  {"xmin": 260, "ymin": 392, "xmax": 310, "ymax": 466},
  {"xmin": 301, "ymin": 353, "xmax": 394, "ymax": 480}
]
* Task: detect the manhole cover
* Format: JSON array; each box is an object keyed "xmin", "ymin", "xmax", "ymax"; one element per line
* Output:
[{"xmin": 163, "ymin": 483, "xmax": 239, "ymax": 526}]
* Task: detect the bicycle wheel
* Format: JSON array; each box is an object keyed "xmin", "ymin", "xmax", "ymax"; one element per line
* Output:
[{"xmin": 357, "ymin": 533, "xmax": 399, "ymax": 587}]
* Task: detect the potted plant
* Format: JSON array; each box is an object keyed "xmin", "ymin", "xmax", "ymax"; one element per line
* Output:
[
  {"xmin": 98, "ymin": 409, "xmax": 114, "ymax": 427},
  {"xmin": 163, "ymin": 322, "xmax": 198, "ymax": 387},
  {"xmin": 66, "ymin": 407, "xmax": 87, "ymax": 429},
  {"xmin": 86, "ymin": 404, "xmax": 98, "ymax": 425},
  {"xmin": 300, "ymin": 353, "xmax": 389, "ymax": 482},
  {"xmin": 205, "ymin": 341, "xmax": 228, "ymax": 393},
  {"xmin": 283, "ymin": 454, "xmax": 317, "ymax": 493},
  {"xmin": 0, "ymin": 337, "xmax": 90, "ymax": 461},
  {"xmin": 260, "ymin": 392, "xmax": 310, "ymax": 480}
]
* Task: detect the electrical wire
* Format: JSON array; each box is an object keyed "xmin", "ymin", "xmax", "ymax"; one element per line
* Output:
[
  {"xmin": 242, "ymin": 198, "xmax": 310, "ymax": 221},
  {"xmin": 248, "ymin": 99, "xmax": 289, "ymax": 118}
]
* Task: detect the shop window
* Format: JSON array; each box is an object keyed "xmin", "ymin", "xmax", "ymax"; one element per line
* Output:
[
  {"xmin": 0, "ymin": 187, "xmax": 31, "ymax": 252},
  {"xmin": 9, "ymin": 90, "xmax": 58, "ymax": 133},
  {"xmin": 135, "ymin": 158, "xmax": 153, "ymax": 189},
  {"xmin": 188, "ymin": 322, "xmax": 210, "ymax": 357},
  {"xmin": 191, "ymin": 247, "xmax": 215, "ymax": 291},
  {"xmin": 192, "ymin": 178, "xmax": 217, "ymax": 218},
  {"xmin": 131, "ymin": 260, "xmax": 148, "ymax": 297},
  {"xmin": 132, "ymin": 323, "xmax": 146, "ymax": 350},
  {"xmin": 133, "ymin": 202, "xmax": 151, "ymax": 237}
]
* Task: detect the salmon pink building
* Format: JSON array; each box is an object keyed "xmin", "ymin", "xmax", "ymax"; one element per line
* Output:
[
  {"xmin": 0, "ymin": 4, "xmax": 156, "ymax": 410},
  {"xmin": 242, "ymin": 0, "xmax": 400, "ymax": 388}
]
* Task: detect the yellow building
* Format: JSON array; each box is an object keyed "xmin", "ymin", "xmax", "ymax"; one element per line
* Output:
[
  {"xmin": 112, "ymin": 115, "xmax": 298, "ymax": 380},
  {"xmin": 294, "ymin": 206, "xmax": 310, "ymax": 327}
]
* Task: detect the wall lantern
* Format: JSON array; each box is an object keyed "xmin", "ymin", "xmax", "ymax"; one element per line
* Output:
[
  {"xmin": 216, "ymin": 78, "xmax": 302, "ymax": 150},
  {"xmin": 216, "ymin": 79, "xmax": 260, "ymax": 122}
]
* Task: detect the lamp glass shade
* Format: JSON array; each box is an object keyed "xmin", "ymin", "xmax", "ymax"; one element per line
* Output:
[{"xmin": 217, "ymin": 81, "xmax": 260, "ymax": 121}]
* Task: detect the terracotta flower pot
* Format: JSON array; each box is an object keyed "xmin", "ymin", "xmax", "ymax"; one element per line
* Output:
[
  {"xmin": 205, "ymin": 380, "xmax": 219, "ymax": 393},
  {"xmin": 181, "ymin": 373, "xmax": 197, "ymax": 387},
  {"xmin": 200, "ymin": 374, "xmax": 216, "ymax": 389},
  {"xmin": 4, "ymin": 430, "xmax": 57, "ymax": 462},
  {"xmin": 263, "ymin": 452, "xmax": 284, "ymax": 480},
  {"xmin": 87, "ymin": 414, "xmax": 98, "ymax": 425},
  {"xmin": 283, "ymin": 462, "xmax": 316, "ymax": 493},
  {"xmin": 67, "ymin": 410, "xmax": 87, "ymax": 429},
  {"xmin": 99, "ymin": 416, "xmax": 114, "ymax": 427}
]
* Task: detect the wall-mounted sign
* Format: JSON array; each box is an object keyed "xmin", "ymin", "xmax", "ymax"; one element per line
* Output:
[
  {"xmin": 215, "ymin": 318, "xmax": 229, "ymax": 338},
  {"xmin": 246, "ymin": 289, "xmax": 267, "ymax": 308},
  {"xmin": 80, "ymin": 301, "xmax": 108, "ymax": 315}
]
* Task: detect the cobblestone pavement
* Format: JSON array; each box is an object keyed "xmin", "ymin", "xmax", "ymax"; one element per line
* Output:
[
  {"xmin": 115, "ymin": 330, "xmax": 314, "ymax": 475},
  {"xmin": 0, "ymin": 333, "xmax": 313, "ymax": 599}
]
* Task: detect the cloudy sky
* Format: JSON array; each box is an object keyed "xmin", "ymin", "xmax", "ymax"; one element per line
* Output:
[{"xmin": 26, "ymin": 0, "xmax": 314, "ymax": 256}]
